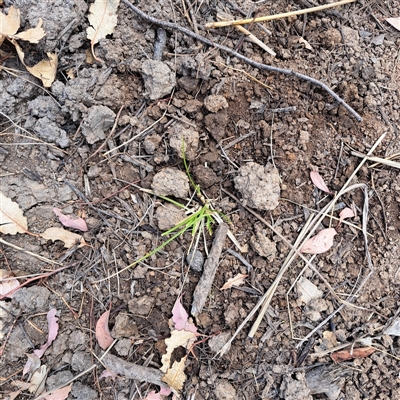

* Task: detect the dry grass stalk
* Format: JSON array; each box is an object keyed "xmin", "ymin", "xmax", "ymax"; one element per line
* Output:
[{"xmin": 205, "ymin": 0, "xmax": 357, "ymax": 29}]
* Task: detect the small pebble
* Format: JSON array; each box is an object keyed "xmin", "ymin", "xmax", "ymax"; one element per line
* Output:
[{"xmin": 186, "ymin": 249, "xmax": 204, "ymax": 272}]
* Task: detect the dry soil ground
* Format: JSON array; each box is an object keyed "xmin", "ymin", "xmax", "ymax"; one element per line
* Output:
[{"xmin": 1, "ymin": 0, "xmax": 400, "ymax": 399}]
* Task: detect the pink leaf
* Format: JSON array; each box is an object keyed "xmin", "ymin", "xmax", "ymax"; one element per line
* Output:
[
  {"xmin": 310, "ymin": 171, "xmax": 331, "ymax": 193},
  {"xmin": 172, "ymin": 295, "xmax": 197, "ymax": 334},
  {"xmin": 34, "ymin": 308, "xmax": 59, "ymax": 358},
  {"xmin": 44, "ymin": 383, "xmax": 73, "ymax": 400},
  {"xmin": 0, "ymin": 269, "xmax": 20, "ymax": 298},
  {"xmin": 53, "ymin": 207, "xmax": 88, "ymax": 232},
  {"xmin": 23, "ymin": 353, "xmax": 41, "ymax": 376},
  {"xmin": 386, "ymin": 17, "xmax": 400, "ymax": 31},
  {"xmin": 96, "ymin": 310, "xmax": 114, "ymax": 350},
  {"xmin": 220, "ymin": 273, "xmax": 248, "ymax": 290},
  {"xmin": 300, "ymin": 228, "xmax": 337, "ymax": 254},
  {"xmin": 338, "ymin": 207, "xmax": 355, "ymax": 225},
  {"xmin": 144, "ymin": 388, "xmax": 171, "ymax": 400},
  {"xmin": 99, "ymin": 369, "xmax": 119, "ymax": 380}
]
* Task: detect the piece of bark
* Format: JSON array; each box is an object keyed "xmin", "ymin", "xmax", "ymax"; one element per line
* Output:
[
  {"xmin": 191, "ymin": 223, "xmax": 228, "ymax": 317},
  {"xmin": 102, "ymin": 353, "xmax": 165, "ymax": 387}
]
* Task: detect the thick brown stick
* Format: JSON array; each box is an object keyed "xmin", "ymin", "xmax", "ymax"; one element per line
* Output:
[{"xmin": 191, "ymin": 223, "xmax": 228, "ymax": 317}]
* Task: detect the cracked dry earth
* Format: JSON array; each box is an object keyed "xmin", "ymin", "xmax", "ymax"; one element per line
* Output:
[{"xmin": 1, "ymin": 0, "xmax": 400, "ymax": 399}]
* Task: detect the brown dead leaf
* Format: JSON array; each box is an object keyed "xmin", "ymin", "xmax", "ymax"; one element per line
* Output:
[
  {"xmin": 13, "ymin": 18, "xmax": 45, "ymax": 43},
  {"xmin": 13, "ymin": 40, "xmax": 57, "ymax": 87},
  {"xmin": 0, "ymin": 6, "xmax": 20, "ymax": 40},
  {"xmin": 86, "ymin": 0, "xmax": 120, "ymax": 62},
  {"xmin": 331, "ymin": 347, "xmax": 376, "ymax": 363},
  {"xmin": 220, "ymin": 273, "xmax": 248, "ymax": 290},
  {"xmin": 160, "ymin": 330, "xmax": 196, "ymax": 373},
  {"xmin": 0, "ymin": 191, "xmax": 28, "ymax": 235},
  {"xmin": 162, "ymin": 356, "xmax": 187, "ymax": 394},
  {"xmin": 40, "ymin": 227, "xmax": 86, "ymax": 248}
]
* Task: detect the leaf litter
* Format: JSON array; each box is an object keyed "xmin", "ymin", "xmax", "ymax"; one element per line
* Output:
[
  {"xmin": 0, "ymin": 6, "xmax": 57, "ymax": 87},
  {"xmin": 220, "ymin": 273, "xmax": 248, "ymax": 290}
]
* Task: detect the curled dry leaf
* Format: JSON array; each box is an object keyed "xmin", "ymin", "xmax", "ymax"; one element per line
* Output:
[
  {"xmin": 300, "ymin": 228, "xmax": 337, "ymax": 254},
  {"xmin": 310, "ymin": 171, "xmax": 331, "ymax": 194},
  {"xmin": 29, "ymin": 364, "xmax": 47, "ymax": 394},
  {"xmin": 160, "ymin": 330, "xmax": 196, "ymax": 373},
  {"xmin": 220, "ymin": 273, "xmax": 248, "ymax": 290},
  {"xmin": 12, "ymin": 39, "xmax": 57, "ymax": 87},
  {"xmin": 53, "ymin": 208, "xmax": 88, "ymax": 232},
  {"xmin": 96, "ymin": 310, "xmax": 114, "ymax": 350},
  {"xmin": 23, "ymin": 353, "xmax": 41, "ymax": 377},
  {"xmin": 86, "ymin": 0, "xmax": 120, "ymax": 61},
  {"xmin": 162, "ymin": 356, "xmax": 187, "ymax": 394},
  {"xmin": 41, "ymin": 227, "xmax": 86, "ymax": 248},
  {"xmin": 99, "ymin": 369, "xmax": 119, "ymax": 380},
  {"xmin": 144, "ymin": 387, "xmax": 171, "ymax": 400},
  {"xmin": 34, "ymin": 308, "xmax": 59, "ymax": 358},
  {"xmin": 298, "ymin": 37, "xmax": 313, "ymax": 50},
  {"xmin": 172, "ymin": 295, "xmax": 197, "ymax": 333},
  {"xmin": 338, "ymin": 207, "xmax": 355, "ymax": 225},
  {"xmin": 331, "ymin": 347, "xmax": 376, "ymax": 363},
  {"xmin": 13, "ymin": 18, "xmax": 45, "ymax": 43},
  {"xmin": 0, "ymin": 269, "xmax": 20, "ymax": 298},
  {"xmin": 0, "ymin": 191, "xmax": 28, "ymax": 235}
]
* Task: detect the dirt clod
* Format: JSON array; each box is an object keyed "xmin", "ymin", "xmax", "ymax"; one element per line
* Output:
[
  {"xmin": 152, "ymin": 168, "xmax": 190, "ymax": 199},
  {"xmin": 155, "ymin": 203, "xmax": 187, "ymax": 231},
  {"xmin": 204, "ymin": 94, "xmax": 229, "ymax": 113},
  {"xmin": 81, "ymin": 105, "xmax": 116, "ymax": 144},
  {"xmin": 142, "ymin": 60, "xmax": 176, "ymax": 100},
  {"xmin": 234, "ymin": 162, "xmax": 281, "ymax": 210}
]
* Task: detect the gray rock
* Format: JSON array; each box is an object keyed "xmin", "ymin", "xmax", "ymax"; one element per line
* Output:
[
  {"xmin": 70, "ymin": 381, "xmax": 98, "ymax": 400},
  {"xmin": 71, "ymin": 351, "xmax": 92, "ymax": 372},
  {"xmin": 155, "ymin": 203, "xmax": 186, "ymax": 231},
  {"xmin": 234, "ymin": 162, "xmax": 280, "ymax": 210},
  {"xmin": 82, "ymin": 105, "xmax": 116, "ymax": 144},
  {"xmin": 13, "ymin": 286, "xmax": 51, "ymax": 312},
  {"xmin": 142, "ymin": 60, "xmax": 176, "ymax": 100},
  {"xmin": 280, "ymin": 372, "xmax": 313, "ymax": 400},
  {"xmin": 28, "ymin": 95, "xmax": 62, "ymax": 122},
  {"xmin": 208, "ymin": 332, "xmax": 231, "ymax": 354},
  {"xmin": 46, "ymin": 370, "xmax": 74, "ymax": 392},
  {"xmin": 178, "ymin": 76, "xmax": 199, "ymax": 93},
  {"xmin": 168, "ymin": 123, "xmax": 199, "ymax": 160},
  {"xmin": 34, "ymin": 117, "xmax": 70, "ymax": 148},
  {"xmin": 186, "ymin": 249, "xmax": 204, "ymax": 272},
  {"xmin": 115, "ymin": 338, "xmax": 132, "ymax": 356},
  {"xmin": 152, "ymin": 168, "xmax": 190, "ymax": 199}
]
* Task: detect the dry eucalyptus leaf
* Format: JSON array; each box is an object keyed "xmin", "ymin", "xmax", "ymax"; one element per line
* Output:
[
  {"xmin": 41, "ymin": 227, "xmax": 86, "ymax": 248},
  {"xmin": 162, "ymin": 356, "xmax": 187, "ymax": 394},
  {"xmin": 386, "ymin": 17, "xmax": 400, "ymax": 31},
  {"xmin": 12, "ymin": 39, "xmax": 57, "ymax": 87},
  {"xmin": 86, "ymin": 0, "xmax": 120, "ymax": 62},
  {"xmin": 13, "ymin": 18, "xmax": 45, "ymax": 43},
  {"xmin": 310, "ymin": 171, "xmax": 331, "ymax": 194},
  {"xmin": 160, "ymin": 330, "xmax": 196, "ymax": 373},
  {"xmin": 0, "ymin": 269, "xmax": 20, "ymax": 298},
  {"xmin": 220, "ymin": 273, "xmax": 248, "ymax": 290},
  {"xmin": 300, "ymin": 228, "xmax": 337, "ymax": 254},
  {"xmin": 298, "ymin": 37, "xmax": 313, "ymax": 50},
  {"xmin": 0, "ymin": 191, "xmax": 28, "ymax": 235},
  {"xmin": 96, "ymin": 310, "xmax": 114, "ymax": 350}
]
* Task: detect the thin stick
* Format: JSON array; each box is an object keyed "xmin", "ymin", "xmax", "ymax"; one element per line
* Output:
[
  {"xmin": 217, "ymin": 13, "xmax": 276, "ymax": 56},
  {"xmin": 119, "ymin": 0, "xmax": 361, "ymax": 122},
  {"xmin": 351, "ymin": 150, "xmax": 400, "ymax": 169},
  {"xmin": 205, "ymin": 0, "xmax": 357, "ymax": 28},
  {"xmin": 191, "ymin": 223, "xmax": 228, "ymax": 317}
]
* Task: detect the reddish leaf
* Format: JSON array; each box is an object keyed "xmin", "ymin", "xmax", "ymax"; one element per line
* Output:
[
  {"xmin": 99, "ymin": 369, "xmax": 119, "ymax": 380},
  {"xmin": 34, "ymin": 308, "xmax": 59, "ymax": 358},
  {"xmin": 96, "ymin": 310, "xmax": 114, "ymax": 350},
  {"xmin": 53, "ymin": 208, "xmax": 88, "ymax": 232},
  {"xmin": 331, "ymin": 347, "xmax": 376, "ymax": 363},
  {"xmin": 172, "ymin": 296, "xmax": 197, "ymax": 334},
  {"xmin": 338, "ymin": 207, "xmax": 355, "ymax": 225},
  {"xmin": 144, "ymin": 388, "xmax": 171, "ymax": 400},
  {"xmin": 44, "ymin": 383, "xmax": 72, "ymax": 400},
  {"xmin": 300, "ymin": 228, "xmax": 337, "ymax": 254},
  {"xmin": 310, "ymin": 171, "xmax": 331, "ymax": 193}
]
